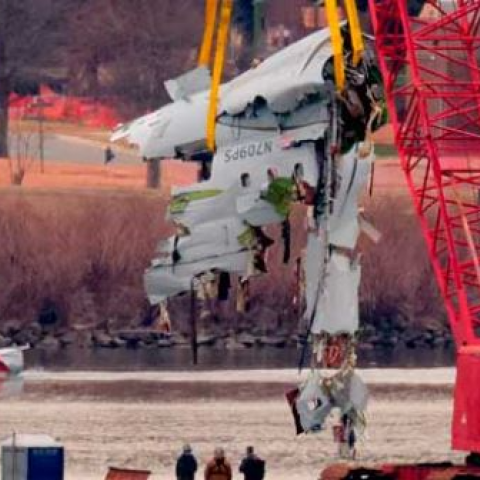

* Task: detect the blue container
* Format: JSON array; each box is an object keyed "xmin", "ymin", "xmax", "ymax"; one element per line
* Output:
[{"xmin": 2, "ymin": 435, "xmax": 64, "ymax": 480}]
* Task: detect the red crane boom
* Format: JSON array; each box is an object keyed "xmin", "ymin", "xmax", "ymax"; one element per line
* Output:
[{"xmin": 368, "ymin": 0, "xmax": 480, "ymax": 453}]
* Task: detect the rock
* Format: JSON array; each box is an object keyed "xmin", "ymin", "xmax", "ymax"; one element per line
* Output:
[
  {"xmin": 92, "ymin": 331, "xmax": 114, "ymax": 348},
  {"xmin": 377, "ymin": 335, "xmax": 398, "ymax": 348},
  {"xmin": 37, "ymin": 336, "xmax": 60, "ymax": 350},
  {"xmin": 224, "ymin": 337, "xmax": 248, "ymax": 350},
  {"xmin": 431, "ymin": 336, "xmax": 445, "ymax": 348},
  {"xmin": 12, "ymin": 328, "xmax": 40, "ymax": 347},
  {"xmin": 2, "ymin": 320, "xmax": 22, "ymax": 338},
  {"xmin": 76, "ymin": 331, "xmax": 94, "ymax": 349},
  {"xmin": 58, "ymin": 331, "xmax": 77, "ymax": 347},
  {"xmin": 0, "ymin": 335, "xmax": 12, "ymax": 348},
  {"xmin": 258, "ymin": 335, "xmax": 287, "ymax": 348},
  {"xmin": 111, "ymin": 337, "xmax": 127, "ymax": 348},
  {"xmin": 236, "ymin": 332, "xmax": 257, "ymax": 347},
  {"xmin": 196, "ymin": 334, "xmax": 218, "ymax": 347},
  {"xmin": 171, "ymin": 334, "xmax": 190, "ymax": 346},
  {"xmin": 158, "ymin": 338, "xmax": 173, "ymax": 348},
  {"xmin": 391, "ymin": 312, "xmax": 410, "ymax": 332},
  {"xmin": 139, "ymin": 340, "xmax": 158, "ymax": 349},
  {"xmin": 118, "ymin": 330, "xmax": 155, "ymax": 344}
]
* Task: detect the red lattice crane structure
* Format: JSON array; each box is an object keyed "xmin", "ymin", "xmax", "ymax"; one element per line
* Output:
[{"xmin": 368, "ymin": 0, "xmax": 480, "ymax": 454}]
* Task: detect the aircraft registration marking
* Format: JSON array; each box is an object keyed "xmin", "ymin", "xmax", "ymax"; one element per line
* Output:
[{"xmin": 223, "ymin": 141, "xmax": 273, "ymax": 162}]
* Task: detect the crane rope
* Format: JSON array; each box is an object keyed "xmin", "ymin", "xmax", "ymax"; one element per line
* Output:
[
  {"xmin": 206, "ymin": 0, "xmax": 233, "ymax": 151},
  {"xmin": 198, "ymin": 0, "xmax": 220, "ymax": 68}
]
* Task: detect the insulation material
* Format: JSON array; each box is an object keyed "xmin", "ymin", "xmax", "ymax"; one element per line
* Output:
[{"xmin": 311, "ymin": 252, "xmax": 361, "ymax": 335}]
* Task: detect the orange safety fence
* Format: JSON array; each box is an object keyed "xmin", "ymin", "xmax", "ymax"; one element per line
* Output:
[{"xmin": 9, "ymin": 84, "xmax": 123, "ymax": 129}]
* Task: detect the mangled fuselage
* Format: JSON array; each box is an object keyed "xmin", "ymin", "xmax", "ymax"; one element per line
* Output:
[{"xmin": 112, "ymin": 26, "xmax": 385, "ymax": 448}]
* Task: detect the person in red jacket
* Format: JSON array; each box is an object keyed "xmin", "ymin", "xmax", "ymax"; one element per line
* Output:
[{"xmin": 205, "ymin": 448, "xmax": 232, "ymax": 480}]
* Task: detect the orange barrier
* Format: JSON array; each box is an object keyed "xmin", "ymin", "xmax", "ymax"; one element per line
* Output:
[
  {"xmin": 8, "ymin": 85, "xmax": 122, "ymax": 129},
  {"xmin": 105, "ymin": 467, "xmax": 151, "ymax": 480}
]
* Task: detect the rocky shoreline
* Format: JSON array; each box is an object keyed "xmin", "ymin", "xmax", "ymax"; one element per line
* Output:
[{"xmin": 0, "ymin": 319, "xmax": 453, "ymax": 351}]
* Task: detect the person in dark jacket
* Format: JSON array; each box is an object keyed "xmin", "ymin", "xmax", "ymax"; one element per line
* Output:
[
  {"xmin": 239, "ymin": 446, "xmax": 265, "ymax": 480},
  {"xmin": 176, "ymin": 444, "xmax": 198, "ymax": 480}
]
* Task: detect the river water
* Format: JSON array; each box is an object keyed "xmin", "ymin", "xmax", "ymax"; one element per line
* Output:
[
  {"xmin": 2, "ymin": 346, "xmax": 457, "ymax": 480},
  {"xmin": 24, "ymin": 345, "xmax": 455, "ymax": 371}
]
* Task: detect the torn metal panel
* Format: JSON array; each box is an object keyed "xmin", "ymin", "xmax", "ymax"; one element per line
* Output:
[
  {"xmin": 110, "ymin": 29, "xmax": 335, "ymax": 160},
  {"xmin": 169, "ymin": 187, "xmax": 236, "ymax": 229},
  {"xmin": 311, "ymin": 252, "xmax": 361, "ymax": 335},
  {"xmin": 328, "ymin": 145, "xmax": 373, "ymax": 250},
  {"xmin": 296, "ymin": 371, "xmax": 333, "ymax": 433},
  {"xmin": 164, "ymin": 66, "xmax": 211, "ymax": 101},
  {"xmin": 146, "ymin": 217, "xmax": 250, "ymax": 303},
  {"xmin": 220, "ymin": 28, "xmax": 333, "ymax": 115},
  {"xmin": 294, "ymin": 371, "xmax": 368, "ymax": 434},
  {"xmin": 145, "ymin": 250, "xmax": 249, "ymax": 304},
  {"xmin": 236, "ymin": 194, "xmax": 283, "ymax": 227},
  {"xmin": 303, "ymin": 231, "xmax": 327, "ymax": 324},
  {"xmin": 152, "ymin": 218, "xmax": 248, "ymax": 268},
  {"xmin": 170, "ymin": 184, "xmax": 283, "ymax": 230}
]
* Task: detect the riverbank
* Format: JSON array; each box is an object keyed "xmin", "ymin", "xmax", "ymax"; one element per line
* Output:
[{"xmin": 5, "ymin": 321, "xmax": 454, "ymax": 353}]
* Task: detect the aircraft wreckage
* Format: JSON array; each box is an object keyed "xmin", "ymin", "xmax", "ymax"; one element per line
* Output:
[{"xmin": 112, "ymin": 24, "xmax": 385, "ymax": 445}]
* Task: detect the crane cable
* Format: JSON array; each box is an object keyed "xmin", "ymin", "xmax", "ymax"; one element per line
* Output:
[
  {"xmin": 198, "ymin": 0, "xmax": 219, "ymax": 67},
  {"xmin": 344, "ymin": 0, "xmax": 365, "ymax": 67},
  {"xmin": 198, "ymin": 0, "xmax": 233, "ymax": 152},
  {"xmin": 325, "ymin": 0, "xmax": 345, "ymax": 91},
  {"xmin": 325, "ymin": 0, "xmax": 365, "ymax": 90}
]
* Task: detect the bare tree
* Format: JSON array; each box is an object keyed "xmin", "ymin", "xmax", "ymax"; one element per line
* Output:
[
  {"xmin": 0, "ymin": 0, "xmax": 78, "ymax": 157},
  {"xmin": 8, "ymin": 121, "xmax": 38, "ymax": 185},
  {"xmin": 67, "ymin": 0, "xmax": 204, "ymax": 113}
]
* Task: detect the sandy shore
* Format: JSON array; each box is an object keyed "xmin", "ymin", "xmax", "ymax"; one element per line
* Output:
[{"xmin": 0, "ymin": 369, "xmax": 463, "ymax": 480}]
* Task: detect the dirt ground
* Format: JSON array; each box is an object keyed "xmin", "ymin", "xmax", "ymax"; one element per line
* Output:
[
  {"xmin": 0, "ymin": 369, "xmax": 464, "ymax": 480},
  {"xmin": 0, "ymin": 159, "xmax": 198, "ymax": 191}
]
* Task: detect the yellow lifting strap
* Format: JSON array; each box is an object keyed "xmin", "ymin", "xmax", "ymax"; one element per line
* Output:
[
  {"xmin": 198, "ymin": 0, "xmax": 220, "ymax": 67},
  {"xmin": 325, "ymin": 0, "xmax": 345, "ymax": 91},
  {"xmin": 344, "ymin": 0, "xmax": 365, "ymax": 66},
  {"xmin": 206, "ymin": 0, "xmax": 233, "ymax": 151}
]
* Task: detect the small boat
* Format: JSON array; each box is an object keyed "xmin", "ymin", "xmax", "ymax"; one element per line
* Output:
[{"xmin": 0, "ymin": 346, "xmax": 28, "ymax": 377}]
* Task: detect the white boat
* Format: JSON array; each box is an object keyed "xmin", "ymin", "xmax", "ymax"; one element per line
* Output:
[{"xmin": 0, "ymin": 346, "xmax": 28, "ymax": 377}]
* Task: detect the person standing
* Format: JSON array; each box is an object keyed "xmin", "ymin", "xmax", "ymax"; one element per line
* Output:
[
  {"xmin": 239, "ymin": 446, "xmax": 265, "ymax": 480},
  {"xmin": 176, "ymin": 444, "xmax": 198, "ymax": 480},
  {"xmin": 205, "ymin": 447, "xmax": 232, "ymax": 480}
]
